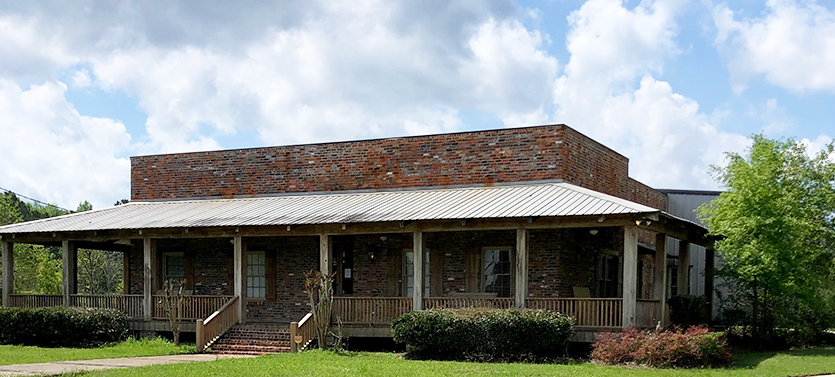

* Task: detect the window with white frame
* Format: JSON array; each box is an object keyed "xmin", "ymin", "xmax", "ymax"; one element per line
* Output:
[
  {"xmin": 247, "ymin": 251, "xmax": 266, "ymax": 299},
  {"xmin": 403, "ymin": 249, "xmax": 430, "ymax": 297},
  {"xmin": 483, "ymin": 246, "xmax": 512, "ymax": 297}
]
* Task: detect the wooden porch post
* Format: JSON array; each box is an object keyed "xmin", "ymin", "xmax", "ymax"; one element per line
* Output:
[
  {"xmin": 319, "ymin": 234, "xmax": 331, "ymax": 276},
  {"xmin": 1, "ymin": 241, "xmax": 13, "ymax": 307},
  {"xmin": 622, "ymin": 225, "xmax": 638, "ymax": 327},
  {"xmin": 652, "ymin": 233, "xmax": 668, "ymax": 326},
  {"xmin": 677, "ymin": 240, "xmax": 690, "ymax": 295},
  {"xmin": 514, "ymin": 228, "xmax": 528, "ymax": 309},
  {"xmin": 412, "ymin": 230, "xmax": 423, "ymax": 311},
  {"xmin": 234, "ymin": 235, "xmax": 247, "ymax": 324},
  {"xmin": 143, "ymin": 237, "xmax": 156, "ymax": 321},
  {"xmin": 62, "ymin": 240, "xmax": 77, "ymax": 306},
  {"xmin": 704, "ymin": 248, "xmax": 715, "ymax": 319}
]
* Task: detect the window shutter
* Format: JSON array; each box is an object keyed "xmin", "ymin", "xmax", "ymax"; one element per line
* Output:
[
  {"xmin": 430, "ymin": 248, "xmax": 443, "ymax": 297},
  {"xmin": 184, "ymin": 250, "xmax": 195, "ymax": 291},
  {"xmin": 386, "ymin": 248, "xmax": 401, "ymax": 296},
  {"xmin": 465, "ymin": 247, "xmax": 479, "ymax": 292}
]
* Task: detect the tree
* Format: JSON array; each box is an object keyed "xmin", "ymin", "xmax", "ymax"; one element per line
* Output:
[{"xmin": 698, "ymin": 134, "xmax": 835, "ymax": 342}]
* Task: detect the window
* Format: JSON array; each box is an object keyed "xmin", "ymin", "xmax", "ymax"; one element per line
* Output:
[
  {"xmin": 483, "ymin": 247, "xmax": 511, "ymax": 297},
  {"xmin": 597, "ymin": 254, "xmax": 619, "ymax": 298},
  {"xmin": 403, "ymin": 250, "xmax": 430, "ymax": 297},
  {"xmin": 162, "ymin": 252, "xmax": 185, "ymax": 285},
  {"xmin": 247, "ymin": 251, "xmax": 266, "ymax": 299}
]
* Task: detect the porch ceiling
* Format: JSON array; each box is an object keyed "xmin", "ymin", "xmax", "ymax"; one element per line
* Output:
[{"xmin": 0, "ymin": 181, "xmax": 708, "ymax": 245}]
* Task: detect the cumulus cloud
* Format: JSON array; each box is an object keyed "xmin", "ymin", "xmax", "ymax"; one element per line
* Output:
[
  {"xmin": 0, "ymin": 80, "xmax": 131, "ymax": 209},
  {"xmin": 713, "ymin": 0, "xmax": 835, "ymax": 92},
  {"xmin": 553, "ymin": 0, "xmax": 749, "ymax": 190}
]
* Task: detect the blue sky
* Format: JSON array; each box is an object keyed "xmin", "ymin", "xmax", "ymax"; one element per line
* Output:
[{"xmin": 0, "ymin": 0, "xmax": 832, "ymax": 209}]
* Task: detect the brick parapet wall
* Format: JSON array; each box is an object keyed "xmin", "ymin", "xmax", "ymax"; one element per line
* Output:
[{"xmin": 131, "ymin": 124, "xmax": 667, "ymax": 210}]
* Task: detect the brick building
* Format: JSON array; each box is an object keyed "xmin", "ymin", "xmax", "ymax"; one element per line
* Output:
[{"xmin": 0, "ymin": 124, "xmax": 714, "ymax": 350}]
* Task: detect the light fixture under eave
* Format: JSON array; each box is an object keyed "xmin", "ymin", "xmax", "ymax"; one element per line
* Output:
[
  {"xmin": 380, "ymin": 236, "xmax": 388, "ymax": 242},
  {"xmin": 589, "ymin": 229, "xmax": 599, "ymax": 236}
]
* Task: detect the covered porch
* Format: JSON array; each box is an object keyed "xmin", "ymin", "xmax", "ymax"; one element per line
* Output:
[{"xmin": 0, "ymin": 182, "xmax": 714, "ymax": 345}]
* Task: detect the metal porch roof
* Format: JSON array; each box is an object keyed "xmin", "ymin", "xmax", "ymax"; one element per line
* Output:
[{"xmin": 0, "ymin": 182, "xmax": 663, "ymax": 234}]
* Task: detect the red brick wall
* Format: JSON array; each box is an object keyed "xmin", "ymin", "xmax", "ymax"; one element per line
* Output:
[{"xmin": 130, "ymin": 124, "xmax": 667, "ymax": 210}]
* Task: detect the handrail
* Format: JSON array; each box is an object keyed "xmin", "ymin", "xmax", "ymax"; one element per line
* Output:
[
  {"xmin": 195, "ymin": 296, "xmax": 239, "ymax": 353},
  {"xmin": 70, "ymin": 294, "xmax": 144, "ymax": 318},
  {"xmin": 289, "ymin": 312, "xmax": 314, "ymax": 352}
]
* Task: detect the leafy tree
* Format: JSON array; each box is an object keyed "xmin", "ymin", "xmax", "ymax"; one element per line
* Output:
[
  {"xmin": 698, "ymin": 134, "xmax": 835, "ymax": 343},
  {"xmin": 0, "ymin": 193, "xmax": 23, "ymax": 225},
  {"xmin": 77, "ymin": 248, "xmax": 123, "ymax": 294},
  {"xmin": 76, "ymin": 201, "xmax": 93, "ymax": 212}
]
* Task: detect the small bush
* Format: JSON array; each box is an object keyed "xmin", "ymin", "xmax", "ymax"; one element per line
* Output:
[
  {"xmin": 591, "ymin": 326, "xmax": 731, "ymax": 368},
  {"xmin": 0, "ymin": 307, "xmax": 128, "ymax": 347},
  {"xmin": 392, "ymin": 308, "xmax": 573, "ymax": 362}
]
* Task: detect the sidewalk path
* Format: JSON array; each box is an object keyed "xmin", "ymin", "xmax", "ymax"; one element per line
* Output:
[{"xmin": 0, "ymin": 354, "xmax": 255, "ymax": 376}]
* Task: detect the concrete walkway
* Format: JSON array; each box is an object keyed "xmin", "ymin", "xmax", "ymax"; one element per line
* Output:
[{"xmin": 0, "ymin": 354, "xmax": 255, "ymax": 376}]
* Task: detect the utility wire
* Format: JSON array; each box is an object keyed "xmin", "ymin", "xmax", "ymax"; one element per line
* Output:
[{"xmin": 0, "ymin": 185, "xmax": 70, "ymax": 212}]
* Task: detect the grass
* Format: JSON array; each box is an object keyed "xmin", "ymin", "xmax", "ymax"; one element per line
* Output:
[
  {"xmin": 0, "ymin": 338, "xmax": 193, "ymax": 365},
  {"xmin": 67, "ymin": 347, "xmax": 835, "ymax": 377}
]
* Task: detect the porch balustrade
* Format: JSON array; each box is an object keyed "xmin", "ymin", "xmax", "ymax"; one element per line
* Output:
[
  {"xmin": 333, "ymin": 297, "xmax": 413, "ymax": 325},
  {"xmin": 6, "ymin": 294, "xmax": 234, "ymax": 321},
  {"xmin": 71, "ymin": 294, "xmax": 144, "ymax": 318},
  {"xmin": 423, "ymin": 297, "xmax": 514, "ymax": 309},
  {"xmin": 8, "ymin": 294, "xmax": 63, "ymax": 308},
  {"xmin": 526, "ymin": 298, "xmax": 623, "ymax": 328}
]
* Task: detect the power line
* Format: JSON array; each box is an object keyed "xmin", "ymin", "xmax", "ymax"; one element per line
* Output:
[{"xmin": 0, "ymin": 185, "xmax": 70, "ymax": 212}]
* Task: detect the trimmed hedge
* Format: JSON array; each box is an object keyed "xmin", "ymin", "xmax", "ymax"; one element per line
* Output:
[
  {"xmin": 392, "ymin": 308, "xmax": 573, "ymax": 362},
  {"xmin": 0, "ymin": 307, "xmax": 128, "ymax": 347},
  {"xmin": 591, "ymin": 326, "xmax": 731, "ymax": 368}
]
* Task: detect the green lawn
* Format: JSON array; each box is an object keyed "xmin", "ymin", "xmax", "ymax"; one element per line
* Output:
[
  {"xmin": 0, "ymin": 338, "xmax": 193, "ymax": 365},
  {"xmin": 69, "ymin": 347, "xmax": 835, "ymax": 377}
]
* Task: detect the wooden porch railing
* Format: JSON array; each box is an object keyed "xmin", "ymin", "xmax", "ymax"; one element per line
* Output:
[
  {"xmin": 289, "ymin": 312, "xmax": 314, "ymax": 352},
  {"xmin": 195, "ymin": 296, "xmax": 239, "ymax": 353},
  {"xmin": 153, "ymin": 295, "xmax": 234, "ymax": 320},
  {"xmin": 7, "ymin": 294, "xmax": 63, "ymax": 308},
  {"xmin": 636, "ymin": 299, "xmax": 662, "ymax": 328},
  {"xmin": 71, "ymin": 294, "xmax": 143, "ymax": 318},
  {"xmin": 526, "ymin": 298, "xmax": 623, "ymax": 328},
  {"xmin": 423, "ymin": 297, "xmax": 515, "ymax": 309},
  {"xmin": 333, "ymin": 297, "xmax": 413, "ymax": 324}
]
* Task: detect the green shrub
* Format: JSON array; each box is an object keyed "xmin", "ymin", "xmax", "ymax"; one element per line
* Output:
[
  {"xmin": 0, "ymin": 307, "xmax": 128, "ymax": 347},
  {"xmin": 392, "ymin": 308, "xmax": 573, "ymax": 362},
  {"xmin": 591, "ymin": 326, "xmax": 731, "ymax": 368}
]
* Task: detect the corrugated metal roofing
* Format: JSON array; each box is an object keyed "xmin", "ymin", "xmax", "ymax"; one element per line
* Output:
[{"xmin": 0, "ymin": 182, "xmax": 662, "ymax": 234}]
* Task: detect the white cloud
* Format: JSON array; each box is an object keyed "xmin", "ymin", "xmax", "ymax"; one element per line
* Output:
[
  {"xmin": 553, "ymin": 0, "xmax": 749, "ymax": 190},
  {"xmin": 71, "ymin": 69, "xmax": 92, "ymax": 88},
  {"xmin": 0, "ymin": 80, "xmax": 131, "ymax": 209},
  {"xmin": 713, "ymin": 0, "xmax": 835, "ymax": 92},
  {"xmin": 83, "ymin": 1, "xmax": 557, "ymax": 150}
]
